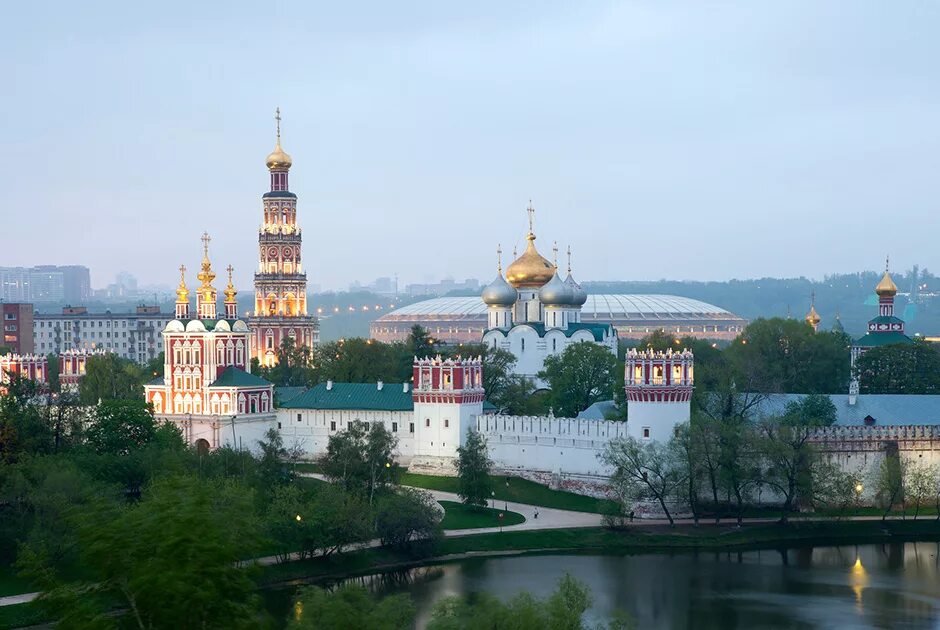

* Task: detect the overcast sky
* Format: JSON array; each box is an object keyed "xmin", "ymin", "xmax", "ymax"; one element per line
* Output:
[{"xmin": 2, "ymin": 1, "xmax": 938, "ymax": 291}]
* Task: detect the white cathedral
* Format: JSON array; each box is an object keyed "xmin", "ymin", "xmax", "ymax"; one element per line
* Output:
[{"xmin": 481, "ymin": 203, "xmax": 618, "ymax": 386}]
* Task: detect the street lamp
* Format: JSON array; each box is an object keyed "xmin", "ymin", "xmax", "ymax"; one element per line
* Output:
[
  {"xmin": 491, "ymin": 491, "xmax": 495, "ymax": 510},
  {"xmin": 505, "ymin": 478, "xmax": 509, "ymax": 512},
  {"xmin": 295, "ymin": 514, "xmax": 302, "ymax": 522}
]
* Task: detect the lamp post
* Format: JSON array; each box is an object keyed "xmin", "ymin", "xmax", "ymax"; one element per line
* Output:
[
  {"xmin": 491, "ymin": 491, "xmax": 495, "ymax": 510},
  {"xmin": 855, "ymin": 482, "xmax": 864, "ymax": 516},
  {"xmin": 505, "ymin": 478, "xmax": 509, "ymax": 512}
]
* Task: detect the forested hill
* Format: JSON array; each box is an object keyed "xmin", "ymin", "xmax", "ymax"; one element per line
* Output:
[{"xmin": 585, "ymin": 268, "xmax": 940, "ymax": 338}]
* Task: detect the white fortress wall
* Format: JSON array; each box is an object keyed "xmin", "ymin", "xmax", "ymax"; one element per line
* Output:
[
  {"xmin": 476, "ymin": 414, "xmax": 630, "ymax": 476},
  {"xmin": 277, "ymin": 408, "xmax": 416, "ymax": 463}
]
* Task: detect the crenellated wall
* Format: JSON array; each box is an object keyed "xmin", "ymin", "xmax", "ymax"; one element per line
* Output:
[{"xmin": 476, "ymin": 413, "xmax": 630, "ymax": 476}]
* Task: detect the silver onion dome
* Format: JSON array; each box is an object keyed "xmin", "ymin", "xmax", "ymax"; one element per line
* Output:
[
  {"xmin": 564, "ymin": 273, "xmax": 587, "ymax": 307},
  {"xmin": 482, "ymin": 273, "xmax": 518, "ymax": 307},
  {"xmin": 538, "ymin": 272, "xmax": 575, "ymax": 306}
]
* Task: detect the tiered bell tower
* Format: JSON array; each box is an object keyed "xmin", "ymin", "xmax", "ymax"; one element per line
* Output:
[{"xmin": 248, "ymin": 109, "xmax": 319, "ymax": 366}]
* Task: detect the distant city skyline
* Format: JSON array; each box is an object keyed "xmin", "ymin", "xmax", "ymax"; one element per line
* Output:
[{"xmin": 3, "ymin": 2, "xmax": 939, "ymax": 290}]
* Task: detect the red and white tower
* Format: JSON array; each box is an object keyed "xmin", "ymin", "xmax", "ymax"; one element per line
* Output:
[
  {"xmin": 625, "ymin": 348, "xmax": 693, "ymax": 442},
  {"xmin": 410, "ymin": 355, "xmax": 485, "ymax": 471},
  {"xmin": 249, "ymin": 109, "xmax": 319, "ymax": 367}
]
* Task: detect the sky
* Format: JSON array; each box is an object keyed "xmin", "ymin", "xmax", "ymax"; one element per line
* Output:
[{"xmin": 2, "ymin": 1, "xmax": 939, "ymax": 291}]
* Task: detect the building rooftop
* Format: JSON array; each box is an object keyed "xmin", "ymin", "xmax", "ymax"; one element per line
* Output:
[
  {"xmin": 208, "ymin": 366, "xmax": 271, "ymax": 388},
  {"xmin": 281, "ymin": 382, "xmax": 414, "ymax": 411}
]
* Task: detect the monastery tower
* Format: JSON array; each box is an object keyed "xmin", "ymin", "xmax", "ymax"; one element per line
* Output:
[
  {"xmin": 624, "ymin": 347, "xmax": 693, "ymax": 442},
  {"xmin": 249, "ymin": 109, "xmax": 319, "ymax": 366}
]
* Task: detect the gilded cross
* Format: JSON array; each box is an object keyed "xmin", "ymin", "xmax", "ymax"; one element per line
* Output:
[
  {"xmin": 201, "ymin": 232, "xmax": 211, "ymax": 256},
  {"xmin": 567, "ymin": 245, "xmax": 572, "ymax": 274},
  {"xmin": 496, "ymin": 245, "xmax": 502, "ymax": 273},
  {"xmin": 226, "ymin": 264, "xmax": 234, "ymax": 281},
  {"xmin": 275, "ymin": 107, "xmax": 282, "ymax": 141},
  {"xmin": 178, "ymin": 265, "xmax": 186, "ymax": 282},
  {"xmin": 552, "ymin": 241, "xmax": 558, "ymax": 267},
  {"xmin": 526, "ymin": 199, "xmax": 535, "ymax": 233}
]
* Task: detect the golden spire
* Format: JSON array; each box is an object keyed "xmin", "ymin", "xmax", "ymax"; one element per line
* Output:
[
  {"xmin": 175, "ymin": 264, "xmax": 189, "ymax": 303},
  {"xmin": 265, "ymin": 107, "xmax": 293, "ymax": 170},
  {"xmin": 805, "ymin": 291, "xmax": 821, "ymax": 328},
  {"xmin": 875, "ymin": 255, "xmax": 898, "ymax": 297},
  {"xmin": 224, "ymin": 264, "xmax": 237, "ymax": 302},
  {"xmin": 196, "ymin": 232, "xmax": 216, "ymax": 289}
]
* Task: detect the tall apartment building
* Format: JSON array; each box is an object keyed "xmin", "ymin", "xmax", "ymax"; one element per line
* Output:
[
  {"xmin": 2, "ymin": 303, "xmax": 34, "ymax": 354},
  {"xmin": 0, "ymin": 266, "xmax": 91, "ymax": 303},
  {"xmin": 33, "ymin": 305, "xmax": 172, "ymax": 364}
]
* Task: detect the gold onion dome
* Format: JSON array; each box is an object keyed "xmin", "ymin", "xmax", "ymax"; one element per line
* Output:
[
  {"xmin": 875, "ymin": 270, "xmax": 897, "ymax": 297},
  {"xmin": 805, "ymin": 304, "xmax": 821, "ymax": 327},
  {"xmin": 266, "ymin": 107, "xmax": 292, "ymax": 170},
  {"xmin": 505, "ymin": 235, "xmax": 555, "ymax": 288},
  {"xmin": 224, "ymin": 265, "xmax": 237, "ymax": 302},
  {"xmin": 266, "ymin": 139, "xmax": 292, "ymax": 170}
]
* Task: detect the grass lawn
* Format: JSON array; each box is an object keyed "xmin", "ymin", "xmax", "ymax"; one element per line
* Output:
[
  {"xmin": 0, "ymin": 602, "xmax": 46, "ymax": 630},
  {"xmin": 0, "ymin": 567, "xmax": 34, "ymax": 599},
  {"xmin": 439, "ymin": 501, "xmax": 526, "ymax": 530},
  {"xmin": 401, "ymin": 472, "xmax": 618, "ymax": 514}
]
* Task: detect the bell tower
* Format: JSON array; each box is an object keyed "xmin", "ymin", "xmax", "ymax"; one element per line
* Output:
[{"xmin": 248, "ymin": 108, "xmax": 319, "ymax": 366}]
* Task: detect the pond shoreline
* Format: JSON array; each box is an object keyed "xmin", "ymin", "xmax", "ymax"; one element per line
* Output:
[{"xmin": 258, "ymin": 519, "xmax": 940, "ymax": 589}]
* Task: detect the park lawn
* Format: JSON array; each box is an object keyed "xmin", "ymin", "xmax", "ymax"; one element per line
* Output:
[
  {"xmin": 292, "ymin": 462, "xmax": 322, "ymax": 474},
  {"xmin": 439, "ymin": 501, "xmax": 526, "ymax": 530},
  {"xmin": 401, "ymin": 472, "xmax": 618, "ymax": 514},
  {"xmin": 0, "ymin": 567, "xmax": 34, "ymax": 598},
  {"xmin": 0, "ymin": 601, "xmax": 46, "ymax": 630}
]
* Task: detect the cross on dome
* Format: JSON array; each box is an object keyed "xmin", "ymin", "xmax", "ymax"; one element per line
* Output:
[
  {"xmin": 566, "ymin": 245, "xmax": 572, "ymax": 274},
  {"xmin": 526, "ymin": 200, "xmax": 535, "ymax": 235},
  {"xmin": 496, "ymin": 244, "xmax": 503, "ymax": 274},
  {"xmin": 275, "ymin": 107, "xmax": 281, "ymax": 142}
]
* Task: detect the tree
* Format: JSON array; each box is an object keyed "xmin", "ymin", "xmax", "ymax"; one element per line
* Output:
[
  {"xmin": 257, "ymin": 427, "xmax": 291, "ymax": 489},
  {"xmin": 757, "ymin": 419, "xmax": 818, "ymax": 523},
  {"xmin": 811, "ymin": 460, "xmax": 863, "ymax": 519},
  {"xmin": 321, "ymin": 421, "xmax": 399, "ymax": 504},
  {"xmin": 85, "ymin": 400, "xmax": 157, "ymax": 456},
  {"xmin": 260, "ymin": 338, "xmax": 313, "ymax": 387},
  {"xmin": 600, "ymin": 436, "xmax": 683, "ymax": 525},
  {"xmin": 407, "ymin": 325, "xmax": 435, "ymax": 359},
  {"xmin": 288, "ymin": 585, "xmax": 415, "ymax": 630},
  {"xmin": 725, "ymin": 318, "xmax": 850, "ymax": 394},
  {"xmin": 540, "ymin": 342, "xmax": 621, "ymax": 417},
  {"xmin": 23, "ymin": 475, "xmax": 264, "ymax": 629},
  {"xmin": 46, "ymin": 353, "xmax": 61, "ymax": 393},
  {"xmin": 717, "ymin": 418, "xmax": 762, "ymax": 525},
  {"xmin": 903, "ymin": 460, "xmax": 937, "ymax": 519},
  {"xmin": 671, "ymin": 423, "xmax": 704, "ymax": 524},
  {"xmin": 79, "ymin": 353, "xmax": 145, "ymax": 404},
  {"xmin": 872, "ymin": 447, "xmax": 905, "ymax": 520},
  {"xmin": 145, "ymin": 351, "xmax": 165, "ymax": 381},
  {"xmin": 455, "ymin": 429, "xmax": 493, "ymax": 508},
  {"xmin": 690, "ymin": 413, "xmax": 723, "ymax": 521},
  {"xmin": 783, "ymin": 394, "xmax": 837, "ymax": 427},
  {"xmin": 427, "ymin": 574, "xmax": 631, "ymax": 630},
  {"xmin": 0, "ymin": 374, "xmax": 50, "ymax": 462},
  {"xmin": 375, "ymin": 488, "xmax": 441, "ymax": 548},
  {"xmin": 855, "ymin": 340, "xmax": 940, "ymax": 394}
]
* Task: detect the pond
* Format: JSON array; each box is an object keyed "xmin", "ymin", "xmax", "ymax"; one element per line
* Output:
[{"xmin": 269, "ymin": 541, "xmax": 940, "ymax": 628}]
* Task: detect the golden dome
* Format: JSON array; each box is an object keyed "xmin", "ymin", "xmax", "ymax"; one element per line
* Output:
[
  {"xmin": 175, "ymin": 264, "xmax": 189, "ymax": 303},
  {"xmin": 266, "ymin": 107, "xmax": 292, "ymax": 170},
  {"xmin": 266, "ymin": 139, "xmax": 292, "ymax": 170},
  {"xmin": 505, "ymin": 234, "xmax": 555, "ymax": 288},
  {"xmin": 805, "ymin": 304, "xmax": 821, "ymax": 327},
  {"xmin": 224, "ymin": 264, "xmax": 237, "ymax": 303},
  {"xmin": 875, "ymin": 270, "xmax": 897, "ymax": 297}
]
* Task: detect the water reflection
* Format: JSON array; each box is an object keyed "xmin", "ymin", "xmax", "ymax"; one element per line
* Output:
[{"xmin": 273, "ymin": 542, "xmax": 940, "ymax": 629}]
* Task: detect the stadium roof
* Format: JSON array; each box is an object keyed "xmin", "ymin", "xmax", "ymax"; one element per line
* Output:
[{"xmin": 377, "ymin": 294, "xmax": 740, "ymax": 322}]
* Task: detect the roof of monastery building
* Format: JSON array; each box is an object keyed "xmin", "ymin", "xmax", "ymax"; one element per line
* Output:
[
  {"xmin": 209, "ymin": 366, "xmax": 271, "ymax": 388},
  {"xmin": 281, "ymin": 382, "xmax": 414, "ymax": 411},
  {"xmin": 756, "ymin": 394, "xmax": 940, "ymax": 426}
]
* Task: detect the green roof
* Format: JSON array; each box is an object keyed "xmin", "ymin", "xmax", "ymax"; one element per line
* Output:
[
  {"xmin": 854, "ymin": 331, "xmax": 913, "ymax": 348},
  {"xmin": 868, "ymin": 315, "xmax": 905, "ymax": 325},
  {"xmin": 146, "ymin": 375, "xmax": 164, "ymax": 386},
  {"xmin": 209, "ymin": 366, "xmax": 272, "ymax": 388},
  {"xmin": 274, "ymin": 386, "xmax": 306, "ymax": 406},
  {"xmin": 488, "ymin": 321, "xmax": 613, "ymax": 342},
  {"xmin": 281, "ymin": 382, "xmax": 414, "ymax": 411}
]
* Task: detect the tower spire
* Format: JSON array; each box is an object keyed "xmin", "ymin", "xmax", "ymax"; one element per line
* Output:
[
  {"xmin": 196, "ymin": 232, "xmax": 218, "ymax": 320},
  {"xmin": 175, "ymin": 264, "xmax": 190, "ymax": 319}
]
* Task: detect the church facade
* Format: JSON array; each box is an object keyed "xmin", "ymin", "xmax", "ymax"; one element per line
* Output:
[
  {"xmin": 481, "ymin": 204, "xmax": 617, "ymax": 386},
  {"xmin": 248, "ymin": 110, "xmax": 319, "ymax": 367},
  {"xmin": 144, "ymin": 235, "xmax": 276, "ymax": 453}
]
